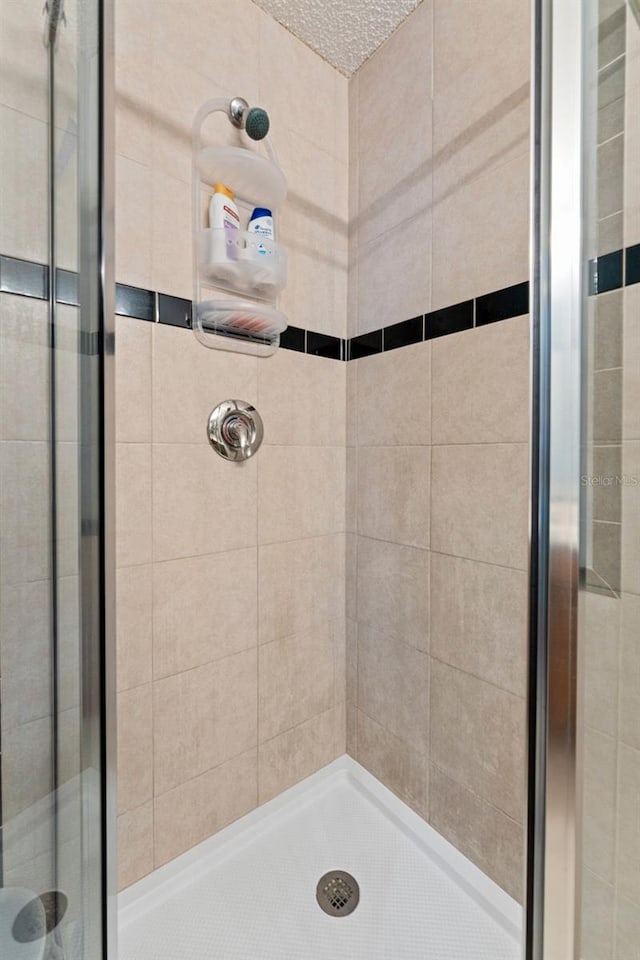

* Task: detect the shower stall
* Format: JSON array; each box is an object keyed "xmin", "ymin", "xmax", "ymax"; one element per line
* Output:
[{"xmin": 0, "ymin": 0, "xmax": 638, "ymax": 958}]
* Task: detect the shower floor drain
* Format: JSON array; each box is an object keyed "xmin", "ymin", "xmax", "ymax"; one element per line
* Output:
[{"xmin": 316, "ymin": 871, "xmax": 360, "ymax": 917}]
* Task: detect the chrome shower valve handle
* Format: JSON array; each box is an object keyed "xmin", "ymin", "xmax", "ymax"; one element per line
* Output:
[
  {"xmin": 207, "ymin": 400, "xmax": 264, "ymax": 461},
  {"xmin": 222, "ymin": 413, "xmax": 251, "ymax": 450}
]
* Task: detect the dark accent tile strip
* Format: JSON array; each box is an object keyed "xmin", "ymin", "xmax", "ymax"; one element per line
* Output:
[
  {"xmin": 599, "ymin": 250, "xmax": 623, "ymax": 293},
  {"xmin": 475, "ymin": 282, "xmax": 530, "ymax": 326},
  {"xmin": 6, "ymin": 249, "xmax": 639, "ymax": 369},
  {"xmin": 349, "ymin": 328, "xmax": 383, "ymax": 360},
  {"xmin": 383, "ymin": 315, "xmax": 423, "ymax": 351},
  {"xmin": 56, "ymin": 268, "xmax": 79, "ymax": 306},
  {"xmin": 626, "ymin": 243, "xmax": 640, "ymax": 286},
  {"xmin": 157, "ymin": 292, "xmax": 191, "ymax": 328},
  {"xmin": 116, "ymin": 283, "xmax": 156, "ymax": 321},
  {"xmin": 589, "ymin": 249, "xmax": 624, "ymax": 294},
  {"xmin": 306, "ymin": 330, "xmax": 342, "ymax": 360},
  {"xmin": 279, "ymin": 324, "xmax": 306, "ymax": 353},
  {"xmin": 0, "ymin": 255, "xmax": 48, "ymax": 300},
  {"xmin": 425, "ymin": 300, "xmax": 474, "ymax": 339}
]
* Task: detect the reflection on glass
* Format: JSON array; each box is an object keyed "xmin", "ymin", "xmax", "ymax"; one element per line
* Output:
[
  {"xmin": 0, "ymin": 1, "xmax": 106, "ymax": 959},
  {"xmin": 579, "ymin": 1, "xmax": 640, "ymax": 957}
]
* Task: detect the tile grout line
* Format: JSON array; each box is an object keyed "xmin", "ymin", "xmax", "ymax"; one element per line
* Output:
[
  {"xmin": 611, "ymin": 557, "xmax": 626, "ymax": 956},
  {"xmin": 427, "ymin": 316, "xmax": 434, "ymax": 810},
  {"xmin": 429, "ymin": 759, "xmax": 525, "ymax": 828},
  {"xmin": 353, "ymin": 356, "xmax": 359, "ymax": 760},
  {"xmin": 153, "ymin": 745, "xmax": 259, "ymax": 804},
  {"xmin": 149, "ymin": 321, "xmax": 157, "ymax": 870},
  {"xmin": 255, "ymin": 367, "xmax": 262, "ymax": 807}
]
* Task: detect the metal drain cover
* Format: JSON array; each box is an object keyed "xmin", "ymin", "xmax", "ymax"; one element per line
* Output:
[{"xmin": 316, "ymin": 871, "xmax": 360, "ymax": 917}]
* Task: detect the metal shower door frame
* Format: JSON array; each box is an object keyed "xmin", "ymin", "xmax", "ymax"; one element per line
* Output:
[
  {"xmin": 97, "ymin": 0, "xmax": 117, "ymax": 953},
  {"xmin": 60, "ymin": 0, "xmax": 117, "ymax": 956},
  {"xmin": 527, "ymin": 0, "xmax": 588, "ymax": 957}
]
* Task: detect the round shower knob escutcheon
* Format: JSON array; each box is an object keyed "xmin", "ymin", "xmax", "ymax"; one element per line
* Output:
[{"xmin": 207, "ymin": 400, "xmax": 264, "ymax": 461}]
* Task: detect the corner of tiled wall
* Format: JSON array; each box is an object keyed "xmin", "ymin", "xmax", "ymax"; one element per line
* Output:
[{"xmin": 115, "ymin": 0, "xmax": 535, "ymax": 901}]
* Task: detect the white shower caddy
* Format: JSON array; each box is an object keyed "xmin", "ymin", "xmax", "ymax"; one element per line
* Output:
[{"xmin": 192, "ymin": 98, "xmax": 289, "ymax": 357}]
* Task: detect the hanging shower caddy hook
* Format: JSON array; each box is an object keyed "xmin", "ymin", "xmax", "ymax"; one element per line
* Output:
[{"xmin": 191, "ymin": 96, "xmax": 289, "ymax": 358}]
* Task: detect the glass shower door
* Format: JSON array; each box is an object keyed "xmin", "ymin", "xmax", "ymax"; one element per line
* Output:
[
  {"xmin": 0, "ymin": 1, "xmax": 114, "ymax": 958},
  {"xmin": 579, "ymin": 1, "xmax": 640, "ymax": 957},
  {"xmin": 530, "ymin": 0, "xmax": 640, "ymax": 956}
]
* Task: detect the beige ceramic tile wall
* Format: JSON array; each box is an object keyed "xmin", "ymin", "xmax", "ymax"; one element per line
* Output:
[
  {"xmin": 0, "ymin": 294, "xmax": 85, "ymax": 919},
  {"xmin": 347, "ymin": 0, "xmax": 531, "ymax": 901},
  {"xmin": 347, "ymin": 316, "xmax": 529, "ymax": 902},
  {"xmin": 115, "ymin": 320, "xmax": 347, "ymax": 889},
  {"xmin": 625, "ymin": 2, "xmax": 640, "ymax": 248},
  {"xmin": 0, "ymin": 1, "xmax": 49, "ymax": 266},
  {"xmin": 0, "ymin": 293, "xmax": 84, "ymax": 908},
  {"xmin": 116, "ymin": 0, "xmax": 348, "ymax": 333},
  {"xmin": 349, "ymin": 0, "xmax": 530, "ymax": 336},
  {"xmin": 114, "ymin": 0, "xmax": 348, "ymax": 890},
  {"xmin": 581, "ymin": 534, "xmax": 640, "ymax": 958},
  {"xmin": 0, "ymin": 292, "xmax": 56, "ymax": 890},
  {"xmin": 0, "ymin": 0, "xmax": 56, "ymax": 894}
]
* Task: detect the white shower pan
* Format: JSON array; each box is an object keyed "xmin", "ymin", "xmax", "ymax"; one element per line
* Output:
[{"xmin": 118, "ymin": 757, "xmax": 522, "ymax": 960}]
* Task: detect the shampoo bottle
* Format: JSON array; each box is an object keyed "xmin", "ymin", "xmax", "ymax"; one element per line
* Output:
[
  {"xmin": 247, "ymin": 207, "xmax": 274, "ymax": 257},
  {"xmin": 209, "ymin": 183, "xmax": 240, "ymax": 263}
]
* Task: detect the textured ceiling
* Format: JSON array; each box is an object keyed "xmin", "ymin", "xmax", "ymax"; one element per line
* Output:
[{"xmin": 252, "ymin": 0, "xmax": 424, "ymax": 75}]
